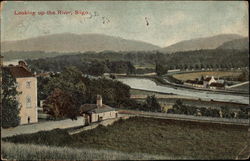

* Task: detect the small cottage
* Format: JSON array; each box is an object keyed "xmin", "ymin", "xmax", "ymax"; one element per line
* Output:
[
  {"xmin": 203, "ymin": 76, "xmax": 217, "ymax": 88},
  {"xmin": 79, "ymin": 95, "xmax": 118, "ymax": 124}
]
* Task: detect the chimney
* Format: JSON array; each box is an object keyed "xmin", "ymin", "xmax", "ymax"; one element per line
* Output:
[{"xmin": 96, "ymin": 95, "xmax": 102, "ymax": 108}]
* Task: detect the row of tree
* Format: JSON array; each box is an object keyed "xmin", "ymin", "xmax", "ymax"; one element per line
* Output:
[
  {"xmin": 26, "ymin": 57, "xmax": 135, "ymax": 76},
  {"xmin": 23, "ymin": 49, "xmax": 249, "ymax": 75},
  {"xmin": 168, "ymin": 99, "xmax": 249, "ymax": 119}
]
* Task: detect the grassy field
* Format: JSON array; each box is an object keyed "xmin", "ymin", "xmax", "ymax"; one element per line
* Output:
[
  {"xmin": 3, "ymin": 117, "xmax": 249, "ymax": 159},
  {"xmin": 172, "ymin": 71, "xmax": 242, "ymax": 81},
  {"xmin": 1, "ymin": 142, "xmax": 168, "ymax": 160},
  {"xmin": 229, "ymin": 83, "xmax": 249, "ymax": 92}
]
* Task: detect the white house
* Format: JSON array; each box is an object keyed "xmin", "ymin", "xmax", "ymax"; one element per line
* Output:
[{"xmin": 79, "ymin": 95, "xmax": 118, "ymax": 124}]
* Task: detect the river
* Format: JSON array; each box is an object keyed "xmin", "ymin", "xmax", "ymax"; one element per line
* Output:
[{"xmin": 118, "ymin": 78, "xmax": 249, "ymax": 104}]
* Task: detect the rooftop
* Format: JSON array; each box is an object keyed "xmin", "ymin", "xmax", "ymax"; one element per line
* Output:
[
  {"xmin": 210, "ymin": 82, "xmax": 224, "ymax": 87},
  {"xmin": 80, "ymin": 104, "xmax": 115, "ymax": 114},
  {"xmin": 3, "ymin": 66, "xmax": 34, "ymax": 78}
]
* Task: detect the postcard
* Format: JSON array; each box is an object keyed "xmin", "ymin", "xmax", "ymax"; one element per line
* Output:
[{"xmin": 1, "ymin": 1, "xmax": 249, "ymax": 160}]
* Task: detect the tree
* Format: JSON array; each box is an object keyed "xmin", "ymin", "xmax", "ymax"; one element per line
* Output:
[
  {"xmin": 88, "ymin": 61, "xmax": 106, "ymax": 76},
  {"xmin": 238, "ymin": 69, "xmax": 249, "ymax": 81},
  {"xmin": 1, "ymin": 68, "xmax": 20, "ymax": 128},
  {"xmin": 44, "ymin": 66, "xmax": 86, "ymax": 108},
  {"xmin": 155, "ymin": 63, "xmax": 167, "ymax": 76},
  {"xmin": 37, "ymin": 76, "xmax": 50, "ymax": 106},
  {"xmin": 143, "ymin": 95, "xmax": 162, "ymax": 112},
  {"xmin": 43, "ymin": 88, "xmax": 78, "ymax": 120}
]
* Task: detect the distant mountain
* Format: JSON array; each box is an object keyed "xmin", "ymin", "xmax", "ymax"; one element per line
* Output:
[
  {"xmin": 1, "ymin": 33, "xmax": 160, "ymax": 53},
  {"xmin": 217, "ymin": 37, "xmax": 249, "ymax": 50},
  {"xmin": 161, "ymin": 34, "xmax": 243, "ymax": 53}
]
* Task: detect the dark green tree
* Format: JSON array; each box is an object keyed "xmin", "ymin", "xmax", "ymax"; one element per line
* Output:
[
  {"xmin": 44, "ymin": 66, "xmax": 86, "ymax": 114},
  {"xmin": 43, "ymin": 88, "xmax": 77, "ymax": 120},
  {"xmin": 144, "ymin": 95, "xmax": 162, "ymax": 112},
  {"xmin": 155, "ymin": 63, "xmax": 167, "ymax": 76},
  {"xmin": 1, "ymin": 68, "xmax": 20, "ymax": 128}
]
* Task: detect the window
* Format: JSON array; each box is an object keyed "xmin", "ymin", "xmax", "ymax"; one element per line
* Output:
[
  {"xmin": 26, "ymin": 81, "xmax": 31, "ymax": 88},
  {"xmin": 26, "ymin": 96, "xmax": 31, "ymax": 108}
]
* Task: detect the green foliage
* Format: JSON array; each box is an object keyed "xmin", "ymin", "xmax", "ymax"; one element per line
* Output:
[
  {"xmin": 155, "ymin": 63, "xmax": 167, "ymax": 76},
  {"xmin": 44, "ymin": 66, "xmax": 86, "ymax": 107},
  {"xmin": 39, "ymin": 66, "xmax": 131, "ymax": 114},
  {"xmin": 26, "ymin": 56, "xmax": 136, "ymax": 76},
  {"xmin": 238, "ymin": 68, "xmax": 249, "ymax": 81},
  {"xmin": 87, "ymin": 60, "xmax": 107, "ymax": 76},
  {"xmin": 140, "ymin": 95, "xmax": 161, "ymax": 112},
  {"xmin": 43, "ymin": 88, "xmax": 78, "ymax": 120},
  {"xmin": 82, "ymin": 77, "xmax": 131, "ymax": 107},
  {"xmin": 37, "ymin": 76, "xmax": 50, "ymax": 105},
  {"xmin": 42, "ymin": 67, "xmax": 86, "ymax": 119},
  {"xmin": 1, "ymin": 68, "xmax": 20, "ymax": 128},
  {"xmin": 170, "ymin": 99, "xmax": 221, "ymax": 117}
]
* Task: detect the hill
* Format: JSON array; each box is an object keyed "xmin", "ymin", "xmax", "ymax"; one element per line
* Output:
[
  {"xmin": 161, "ymin": 34, "xmax": 243, "ymax": 53},
  {"xmin": 1, "ymin": 33, "xmax": 160, "ymax": 53},
  {"xmin": 217, "ymin": 37, "xmax": 249, "ymax": 50}
]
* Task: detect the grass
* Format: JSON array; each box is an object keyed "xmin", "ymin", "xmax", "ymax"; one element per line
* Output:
[
  {"xmin": 3, "ymin": 117, "xmax": 249, "ymax": 159},
  {"xmin": 229, "ymin": 83, "xmax": 249, "ymax": 92},
  {"xmin": 1, "ymin": 142, "xmax": 169, "ymax": 160},
  {"xmin": 172, "ymin": 71, "xmax": 242, "ymax": 81}
]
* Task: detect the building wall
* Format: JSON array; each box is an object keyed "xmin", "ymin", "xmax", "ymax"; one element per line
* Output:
[
  {"xmin": 208, "ymin": 77, "xmax": 217, "ymax": 85},
  {"xmin": 91, "ymin": 111, "xmax": 118, "ymax": 123},
  {"xmin": 16, "ymin": 77, "xmax": 38, "ymax": 124}
]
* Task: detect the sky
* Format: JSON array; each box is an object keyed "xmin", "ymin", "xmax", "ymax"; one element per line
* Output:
[{"xmin": 1, "ymin": 1, "xmax": 248, "ymax": 47}]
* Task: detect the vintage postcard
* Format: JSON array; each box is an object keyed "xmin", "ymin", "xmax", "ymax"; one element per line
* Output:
[{"xmin": 1, "ymin": 0, "xmax": 249, "ymax": 160}]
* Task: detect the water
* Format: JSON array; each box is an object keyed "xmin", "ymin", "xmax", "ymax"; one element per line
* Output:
[{"xmin": 118, "ymin": 78, "xmax": 249, "ymax": 104}]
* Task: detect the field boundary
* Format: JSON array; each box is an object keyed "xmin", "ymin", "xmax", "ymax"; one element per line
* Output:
[{"xmin": 118, "ymin": 110, "xmax": 249, "ymax": 126}]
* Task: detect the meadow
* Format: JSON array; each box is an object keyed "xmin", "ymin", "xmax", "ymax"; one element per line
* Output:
[
  {"xmin": 1, "ymin": 141, "xmax": 169, "ymax": 160},
  {"xmin": 172, "ymin": 71, "xmax": 242, "ymax": 81},
  {"xmin": 2, "ymin": 117, "xmax": 249, "ymax": 160}
]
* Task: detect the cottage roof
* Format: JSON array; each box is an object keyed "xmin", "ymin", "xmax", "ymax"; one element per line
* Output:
[
  {"xmin": 79, "ymin": 104, "xmax": 115, "ymax": 114},
  {"xmin": 89, "ymin": 105, "xmax": 115, "ymax": 113},
  {"xmin": 210, "ymin": 82, "xmax": 224, "ymax": 87},
  {"xmin": 197, "ymin": 80, "xmax": 203, "ymax": 85},
  {"xmin": 204, "ymin": 77, "xmax": 212, "ymax": 81},
  {"xmin": 3, "ymin": 66, "xmax": 34, "ymax": 78},
  {"xmin": 186, "ymin": 80, "xmax": 197, "ymax": 84},
  {"xmin": 79, "ymin": 104, "xmax": 97, "ymax": 114},
  {"xmin": 186, "ymin": 80, "xmax": 203, "ymax": 85}
]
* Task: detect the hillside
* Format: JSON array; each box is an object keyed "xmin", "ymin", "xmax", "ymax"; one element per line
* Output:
[
  {"xmin": 1, "ymin": 33, "xmax": 160, "ymax": 53},
  {"xmin": 161, "ymin": 34, "xmax": 243, "ymax": 53},
  {"xmin": 217, "ymin": 37, "xmax": 249, "ymax": 50}
]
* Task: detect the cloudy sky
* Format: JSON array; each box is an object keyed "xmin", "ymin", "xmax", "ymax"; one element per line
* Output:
[{"xmin": 1, "ymin": 1, "xmax": 248, "ymax": 47}]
